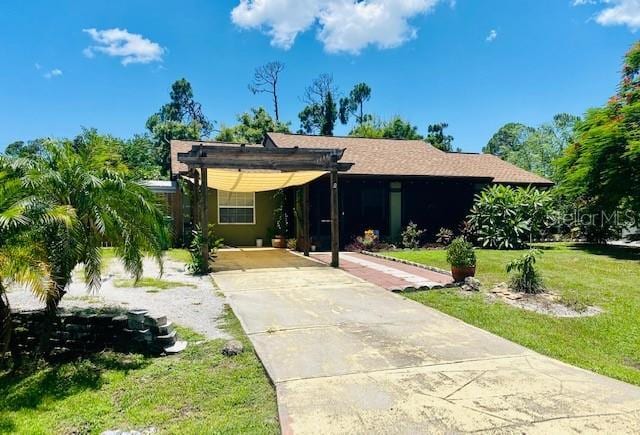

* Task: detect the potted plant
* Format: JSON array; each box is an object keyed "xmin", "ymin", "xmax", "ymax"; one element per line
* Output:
[
  {"xmin": 446, "ymin": 237, "xmax": 476, "ymax": 282},
  {"xmin": 272, "ymin": 189, "xmax": 288, "ymax": 248}
]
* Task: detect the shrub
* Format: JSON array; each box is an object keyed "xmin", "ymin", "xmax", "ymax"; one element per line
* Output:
[
  {"xmin": 436, "ymin": 228, "xmax": 454, "ymax": 245},
  {"xmin": 467, "ymin": 185, "xmax": 554, "ymax": 249},
  {"xmin": 187, "ymin": 226, "xmax": 209, "ymax": 275},
  {"xmin": 446, "ymin": 237, "xmax": 476, "ymax": 268},
  {"xmin": 187, "ymin": 224, "xmax": 224, "ymax": 275},
  {"xmin": 345, "ymin": 237, "xmax": 365, "ymax": 252},
  {"xmin": 506, "ymin": 249, "xmax": 545, "ymax": 294},
  {"xmin": 345, "ymin": 234, "xmax": 395, "ymax": 252},
  {"xmin": 458, "ymin": 220, "xmax": 476, "ymax": 243},
  {"xmin": 401, "ymin": 221, "xmax": 425, "ymax": 249}
]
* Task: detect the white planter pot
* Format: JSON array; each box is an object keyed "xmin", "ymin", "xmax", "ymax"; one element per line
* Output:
[{"xmin": 256, "ymin": 238, "xmax": 263, "ymax": 248}]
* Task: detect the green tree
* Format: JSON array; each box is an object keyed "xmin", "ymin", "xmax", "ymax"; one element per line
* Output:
[
  {"xmin": 484, "ymin": 114, "xmax": 579, "ymax": 180},
  {"xmin": 426, "ymin": 123, "xmax": 454, "ymax": 152},
  {"xmin": 5, "ymin": 134, "xmax": 169, "ymax": 353},
  {"xmin": 320, "ymin": 91, "xmax": 337, "ymax": 136},
  {"xmin": 119, "ymin": 134, "xmax": 163, "ymax": 180},
  {"xmin": 298, "ymin": 74, "xmax": 338, "ymax": 135},
  {"xmin": 4, "ymin": 139, "xmax": 46, "ymax": 158},
  {"xmin": 348, "ymin": 118, "xmax": 385, "ymax": 138},
  {"xmin": 382, "ymin": 116, "xmax": 422, "ymax": 140},
  {"xmin": 349, "ymin": 116, "xmax": 422, "ymax": 140},
  {"xmin": 146, "ymin": 78, "xmax": 212, "ymax": 174},
  {"xmin": 217, "ymin": 107, "xmax": 290, "ymax": 144},
  {"xmin": 555, "ymin": 41, "xmax": 640, "ymax": 242},
  {"xmin": 483, "ymin": 123, "xmax": 532, "ymax": 158},
  {"xmin": 339, "ymin": 82, "xmax": 372, "ymax": 125},
  {"xmin": 298, "ymin": 104, "xmax": 324, "ymax": 134}
]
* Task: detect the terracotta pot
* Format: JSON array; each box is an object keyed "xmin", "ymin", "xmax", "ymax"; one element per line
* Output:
[
  {"xmin": 451, "ymin": 266, "xmax": 476, "ymax": 282},
  {"xmin": 271, "ymin": 236, "xmax": 286, "ymax": 248}
]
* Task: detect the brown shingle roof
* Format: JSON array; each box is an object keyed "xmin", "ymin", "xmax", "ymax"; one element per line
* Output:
[
  {"xmin": 170, "ymin": 135, "xmax": 553, "ymax": 186},
  {"xmin": 266, "ymin": 133, "xmax": 553, "ymax": 185}
]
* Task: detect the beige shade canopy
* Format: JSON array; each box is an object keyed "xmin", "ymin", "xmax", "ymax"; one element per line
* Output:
[{"xmin": 194, "ymin": 168, "xmax": 327, "ymax": 193}]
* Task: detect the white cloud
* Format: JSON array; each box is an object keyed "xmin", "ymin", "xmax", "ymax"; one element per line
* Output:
[
  {"xmin": 43, "ymin": 68, "xmax": 63, "ymax": 79},
  {"xmin": 574, "ymin": 0, "xmax": 640, "ymax": 31},
  {"xmin": 486, "ymin": 29, "xmax": 497, "ymax": 42},
  {"xmin": 34, "ymin": 63, "xmax": 42, "ymax": 70},
  {"xmin": 82, "ymin": 28, "xmax": 165, "ymax": 65},
  {"xmin": 231, "ymin": 0, "xmax": 441, "ymax": 54}
]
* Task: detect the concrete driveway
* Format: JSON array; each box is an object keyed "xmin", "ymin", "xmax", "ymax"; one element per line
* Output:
[{"xmin": 213, "ymin": 250, "xmax": 640, "ymax": 434}]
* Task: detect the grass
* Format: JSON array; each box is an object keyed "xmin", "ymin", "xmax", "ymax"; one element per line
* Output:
[
  {"xmin": 165, "ymin": 249, "xmax": 191, "ymax": 263},
  {"xmin": 0, "ymin": 308, "xmax": 279, "ymax": 434},
  {"xmin": 101, "ymin": 247, "xmax": 117, "ymax": 264},
  {"xmin": 113, "ymin": 277, "xmax": 195, "ymax": 292},
  {"xmin": 383, "ymin": 243, "xmax": 640, "ymax": 386},
  {"xmin": 99, "ymin": 248, "xmax": 191, "ymax": 265}
]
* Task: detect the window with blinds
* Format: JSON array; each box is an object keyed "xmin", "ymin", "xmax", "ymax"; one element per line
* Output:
[{"xmin": 217, "ymin": 191, "xmax": 255, "ymax": 224}]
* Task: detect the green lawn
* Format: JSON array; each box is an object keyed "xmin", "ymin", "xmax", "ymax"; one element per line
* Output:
[
  {"xmin": 99, "ymin": 248, "xmax": 191, "ymax": 265},
  {"xmin": 383, "ymin": 243, "xmax": 640, "ymax": 386},
  {"xmin": 113, "ymin": 277, "xmax": 196, "ymax": 292},
  {"xmin": 165, "ymin": 249, "xmax": 191, "ymax": 263},
  {"xmin": 0, "ymin": 309, "xmax": 279, "ymax": 434}
]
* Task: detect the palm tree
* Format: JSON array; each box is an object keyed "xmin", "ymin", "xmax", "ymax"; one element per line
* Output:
[
  {"xmin": 2, "ymin": 131, "xmax": 170, "ymax": 355},
  {"xmin": 0, "ymin": 165, "xmax": 55, "ymax": 356}
]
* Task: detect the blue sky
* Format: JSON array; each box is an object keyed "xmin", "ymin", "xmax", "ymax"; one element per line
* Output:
[{"xmin": 0, "ymin": 0, "xmax": 638, "ymax": 152}]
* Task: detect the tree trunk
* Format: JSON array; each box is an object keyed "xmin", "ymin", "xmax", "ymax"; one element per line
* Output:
[
  {"xmin": 36, "ymin": 280, "xmax": 67, "ymax": 358},
  {"xmin": 273, "ymin": 82, "xmax": 280, "ymax": 122}
]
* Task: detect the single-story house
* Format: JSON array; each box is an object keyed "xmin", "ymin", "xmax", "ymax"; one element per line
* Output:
[{"xmin": 168, "ymin": 133, "xmax": 552, "ymax": 249}]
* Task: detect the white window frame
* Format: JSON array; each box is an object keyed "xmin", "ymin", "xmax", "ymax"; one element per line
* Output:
[{"xmin": 217, "ymin": 190, "xmax": 256, "ymax": 225}]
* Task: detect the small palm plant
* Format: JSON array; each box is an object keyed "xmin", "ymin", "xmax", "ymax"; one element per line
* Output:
[{"xmin": 506, "ymin": 249, "xmax": 545, "ymax": 294}]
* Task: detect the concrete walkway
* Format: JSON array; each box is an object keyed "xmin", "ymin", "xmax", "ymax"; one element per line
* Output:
[{"xmin": 213, "ymin": 250, "xmax": 640, "ymax": 434}]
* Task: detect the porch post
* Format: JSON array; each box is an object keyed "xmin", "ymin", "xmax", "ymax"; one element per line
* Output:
[
  {"xmin": 303, "ymin": 183, "xmax": 310, "ymax": 257},
  {"xmin": 193, "ymin": 170, "xmax": 200, "ymax": 227},
  {"xmin": 330, "ymin": 161, "xmax": 339, "ymax": 267},
  {"xmin": 200, "ymin": 167, "xmax": 209, "ymax": 266}
]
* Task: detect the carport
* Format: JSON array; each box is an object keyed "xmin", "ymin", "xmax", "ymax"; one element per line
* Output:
[{"xmin": 177, "ymin": 144, "xmax": 353, "ymax": 267}]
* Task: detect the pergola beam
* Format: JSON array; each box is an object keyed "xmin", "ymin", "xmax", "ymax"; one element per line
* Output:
[
  {"xmin": 177, "ymin": 145, "xmax": 351, "ymax": 173},
  {"xmin": 178, "ymin": 158, "xmax": 353, "ymax": 172}
]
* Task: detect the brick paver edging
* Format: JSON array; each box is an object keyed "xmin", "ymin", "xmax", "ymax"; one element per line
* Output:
[{"xmin": 361, "ymin": 251, "xmax": 453, "ymax": 277}]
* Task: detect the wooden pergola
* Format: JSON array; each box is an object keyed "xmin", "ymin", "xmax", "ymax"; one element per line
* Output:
[{"xmin": 177, "ymin": 144, "xmax": 353, "ymax": 268}]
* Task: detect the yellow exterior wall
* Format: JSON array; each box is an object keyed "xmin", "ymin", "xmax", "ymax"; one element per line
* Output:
[{"xmin": 207, "ymin": 189, "xmax": 276, "ymax": 247}]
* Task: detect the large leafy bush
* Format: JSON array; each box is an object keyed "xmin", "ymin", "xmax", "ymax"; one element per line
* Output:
[{"xmin": 467, "ymin": 185, "xmax": 554, "ymax": 249}]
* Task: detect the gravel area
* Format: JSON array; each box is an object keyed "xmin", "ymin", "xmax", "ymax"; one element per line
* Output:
[
  {"xmin": 487, "ymin": 283, "xmax": 602, "ymax": 318},
  {"xmin": 6, "ymin": 257, "xmax": 229, "ymax": 340}
]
